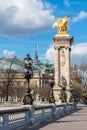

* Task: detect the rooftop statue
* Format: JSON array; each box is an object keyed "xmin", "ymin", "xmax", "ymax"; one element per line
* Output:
[{"xmin": 52, "ymin": 16, "xmax": 69, "ymax": 35}]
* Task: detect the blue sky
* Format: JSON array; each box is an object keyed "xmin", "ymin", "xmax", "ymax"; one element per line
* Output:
[{"xmin": 0, "ymin": 0, "xmax": 87, "ymax": 65}]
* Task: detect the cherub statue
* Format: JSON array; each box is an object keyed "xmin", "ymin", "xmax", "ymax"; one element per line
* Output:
[{"xmin": 52, "ymin": 16, "xmax": 69, "ymax": 35}]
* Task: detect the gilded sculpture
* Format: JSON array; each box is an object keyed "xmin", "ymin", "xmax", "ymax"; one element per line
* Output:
[{"xmin": 52, "ymin": 16, "xmax": 69, "ymax": 35}]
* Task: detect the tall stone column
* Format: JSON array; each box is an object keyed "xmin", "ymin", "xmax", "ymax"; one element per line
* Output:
[
  {"xmin": 52, "ymin": 36, "xmax": 73, "ymax": 104},
  {"xmin": 54, "ymin": 46, "xmax": 60, "ymax": 86},
  {"xmin": 53, "ymin": 46, "xmax": 61, "ymax": 103},
  {"xmin": 65, "ymin": 47, "xmax": 71, "ymax": 87},
  {"xmin": 65, "ymin": 47, "xmax": 71, "ymax": 102}
]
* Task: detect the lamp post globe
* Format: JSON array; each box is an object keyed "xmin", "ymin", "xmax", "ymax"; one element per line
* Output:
[{"xmin": 23, "ymin": 54, "xmax": 33, "ymax": 105}]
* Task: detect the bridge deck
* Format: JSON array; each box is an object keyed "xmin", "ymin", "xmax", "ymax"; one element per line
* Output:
[{"xmin": 15, "ymin": 104, "xmax": 87, "ymax": 130}]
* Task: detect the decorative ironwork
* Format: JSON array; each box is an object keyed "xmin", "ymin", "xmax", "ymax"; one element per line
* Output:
[
  {"xmin": 49, "ymin": 71, "xmax": 55, "ymax": 103},
  {"xmin": 23, "ymin": 54, "xmax": 33, "ymax": 105}
]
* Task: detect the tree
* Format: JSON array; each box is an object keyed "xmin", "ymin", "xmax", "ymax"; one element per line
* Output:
[
  {"xmin": 0, "ymin": 82, "xmax": 7, "ymax": 101},
  {"xmin": 0, "ymin": 69, "xmax": 17, "ymax": 101},
  {"xmin": 39, "ymin": 84, "xmax": 51, "ymax": 101},
  {"xmin": 30, "ymin": 83, "xmax": 51, "ymax": 102},
  {"xmin": 72, "ymin": 81, "xmax": 83, "ymax": 100},
  {"xmin": 71, "ymin": 64, "xmax": 82, "ymax": 84},
  {"xmin": 14, "ymin": 86, "xmax": 25, "ymax": 101},
  {"xmin": 79, "ymin": 65, "xmax": 87, "ymax": 88}
]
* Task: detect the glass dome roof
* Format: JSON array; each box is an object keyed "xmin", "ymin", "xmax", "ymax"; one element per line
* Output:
[
  {"xmin": 0, "ymin": 56, "xmax": 45, "ymax": 73},
  {"xmin": 0, "ymin": 56, "xmax": 24, "ymax": 73}
]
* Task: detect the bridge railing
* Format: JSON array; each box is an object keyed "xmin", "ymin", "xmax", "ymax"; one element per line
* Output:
[{"xmin": 0, "ymin": 104, "xmax": 76, "ymax": 130}]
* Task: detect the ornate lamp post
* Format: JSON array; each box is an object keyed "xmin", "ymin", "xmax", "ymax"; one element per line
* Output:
[
  {"xmin": 23, "ymin": 54, "xmax": 33, "ymax": 105},
  {"xmin": 49, "ymin": 71, "xmax": 55, "ymax": 103},
  {"xmin": 69, "ymin": 83, "xmax": 73, "ymax": 102},
  {"xmin": 61, "ymin": 76, "xmax": 67, "ymax": 103}
]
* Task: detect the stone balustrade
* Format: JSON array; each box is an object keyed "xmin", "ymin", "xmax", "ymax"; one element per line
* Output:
[{"xmin": 0, "ymin": 104, "xmax": 76, "ymax": 130}]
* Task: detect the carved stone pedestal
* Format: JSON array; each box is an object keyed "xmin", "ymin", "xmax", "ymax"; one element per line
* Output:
[{"xmin": 53, "ymin": 87, "xmax": 62, "ymax": 104}]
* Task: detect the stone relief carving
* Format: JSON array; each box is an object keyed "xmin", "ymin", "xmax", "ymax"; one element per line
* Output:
[{"xmin": 60, "ymin": 48, "xmax": 66, "ymax": 66}]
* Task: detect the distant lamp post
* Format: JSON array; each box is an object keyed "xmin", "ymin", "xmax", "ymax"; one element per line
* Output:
[
  {"xmin": 49, "ymin": 71, "xmax": 55, "ymax": 103},
  {"xmin": 69, "ymin": 83, "xmax": 73, "ymax": 102},
  {"xmin": 61, "ymin": 76, "xmax": 67, "ymax": 103},
  {"xmin": 23, "ymin": 54, "xmax": 33, "ymax": 105}
]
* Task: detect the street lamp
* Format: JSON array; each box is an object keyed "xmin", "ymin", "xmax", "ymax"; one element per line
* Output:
[
  {"xmin": 49, "ymin": 71, "xmax": 55, "ymax": 103},
  {"xmin": 69, "ymin": 83, "xmax": 73, "ymax": 102},
  {"xmin": 61, "ymin": 76, "xmax": 67, "ymax": 103},
  {"xmin": 23, "ymin": 54, "xmax": 33, "ymax": 105}
]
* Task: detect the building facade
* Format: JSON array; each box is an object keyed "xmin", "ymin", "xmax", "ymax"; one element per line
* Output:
[{"xmin": 0, "ymin": 51, "xmax": 54, "ymax": 101}]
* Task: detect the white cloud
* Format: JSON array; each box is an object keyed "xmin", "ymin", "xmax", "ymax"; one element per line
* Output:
[
  {"xmin": 3, "ymin": 50, "xmax": 16, "ymax": 56},
  {"xmin": 46, "ymin": 45, "xmax": 55, "ymax": 61},
  {"xmin": 71, "ymin": 43, "xmax": 87, "ymax": 56},
  {"xmin": 64, "ymin": 0, "xmax": 70, "ymax": 7},
  {"xmin": 72, "ymin": 11, "xmax": 87, "ymax": 22},
  {"xmin": 71, "ymin": 43, "xmax": 87, "ymax": 65},
  {"xmin": 0, "ymin": 0, "xmax": 55, "ymax": 36},
  {"xmin": 46, "ymin": 43, "xmax": 87, "ymax": 65}
]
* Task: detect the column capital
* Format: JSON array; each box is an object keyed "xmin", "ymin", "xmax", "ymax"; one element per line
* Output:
[
  {"xmin": 52, "ymin": 36, "xmax": 73, "ymax": 47},
  {"xmin": 52, "ymin": 36, "xmax": 73, "ymax": 42},
  {"xmin": 54, "ymin": 46, "xmax": 60, "ymax": 50},
  {"xmin": 65, "ymin": 46, "xmax": 71, "ymax": 51}
]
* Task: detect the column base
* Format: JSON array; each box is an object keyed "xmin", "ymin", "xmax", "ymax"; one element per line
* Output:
[
  {"xmin": 66, "ymin": 89, "xmax": 71, "ymax": 103},
  {"xmin": 53, "ymin": 86, "xmax": 62, "ymax": 104}
]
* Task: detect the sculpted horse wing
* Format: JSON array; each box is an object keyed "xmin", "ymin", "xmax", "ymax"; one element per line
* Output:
[
  {"xmin": 52, "ymin": 16, "xmax": 69, "ymax": 35},
  {"xmin": 62, "ymin": 16, "xmax": 69, "ymax": 24},
  {"xmin": 52, "ymin": 21, "xmax": 58, "ymax": 28}
]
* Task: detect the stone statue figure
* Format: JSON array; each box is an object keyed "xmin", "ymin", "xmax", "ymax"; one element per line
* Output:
[{"xmin": 52, "ymin": 16, "xmax": 69, "ymax": 35}]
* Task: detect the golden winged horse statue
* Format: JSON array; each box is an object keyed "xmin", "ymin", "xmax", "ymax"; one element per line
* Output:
[{"xmin": 52, "ymin": 16, "xmax": 69, "ymax": 35}]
